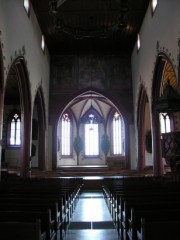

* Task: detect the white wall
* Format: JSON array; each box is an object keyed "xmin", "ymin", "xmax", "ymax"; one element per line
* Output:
[
  {"xmin": 131, "ymin": 0, "xmax": 180, "ymax": 169},
  {"xmin": 0, "ymin": 0, "xmax": 50, "ymax": 168}
]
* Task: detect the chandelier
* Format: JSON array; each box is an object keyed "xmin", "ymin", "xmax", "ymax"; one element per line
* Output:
[{"xmin": 49, "ymin": 0, "xmax": 129, "ymax": 39}]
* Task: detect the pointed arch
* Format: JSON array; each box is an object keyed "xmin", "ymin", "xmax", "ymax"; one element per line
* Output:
[
  {"xmin": 32, "ymin": 86, "xmax": 46, "ymax": 170},
  {"xmin": 107, "ymin": 108, "xmax": 125, "ymax": 156},
  {"xmin": 52, "ymin": 88, "xmax": 130, "ymax": 169},
  {"xmin": 58, "ymin": 110, "xmax": 74, "ymax": 157},
  {"xmin": 152, "ymin": 54, "xmax": 178, "ymax": 176},
  {"xmin": 137, "ymin": 84, "xmax": 150, "ymax": 170},
  {"xmin": 5, "ymin": 57, "xmax": 31, "ymax": 178}
]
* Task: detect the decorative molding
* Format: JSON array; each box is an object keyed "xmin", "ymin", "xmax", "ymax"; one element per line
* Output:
[
  {"xmin": 13, "ymin": 46, "xmax": 26, "ymax": 59},
  {"xmin": 0, "ymin": 30, "xmax": 6, "ymax": 74},
  {"xmin": 6, "ymin": 46, "xmax": 28, "ymax": 77},
  {"xmin": 154, "ymin": 40, "xmax": 178, "ymax": 80},
  {"xmin": 156, "ymin": 40, "xmax": 159, "ymax": 51},
  {"xmin": 178, "ymin": 37, "xmax": 180, "ymax": 65},
  {"xmin": 156, "ymin": 41, "xmax": 176, "ymax": 68}
]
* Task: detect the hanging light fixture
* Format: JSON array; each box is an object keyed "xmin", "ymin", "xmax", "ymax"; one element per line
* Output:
[
  {"xmin": 49, "ymin": 1, "xmax": 129, "ymax": 39},
  {"xmin": 89, "ymin": 71, "xmax": 94, "ymax": 131},
  {"xmin": 49, "ymin": 0, "xmax": 58, "ymax": 15},
  {"xmin": 89, "ymin": 113, "xmax": 94, "ymax": 131}
]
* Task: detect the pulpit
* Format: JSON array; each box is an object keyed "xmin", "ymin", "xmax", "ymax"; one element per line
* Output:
[
  {"xmin": 154, "ymin": 80, "xmax": 180, "ymax": 180},
  {"xmin": 161, "ymin": 132, "xmax": 180, "ymax": 180}
]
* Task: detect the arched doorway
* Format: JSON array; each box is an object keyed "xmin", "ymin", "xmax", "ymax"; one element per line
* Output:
[
  {"xmin": 53, "ymin": 89, "xmax": 129, "ymax": 169},
  {"xmin": 31, "ymin": 87, "xmax": 46, "ymax": 171},
  {"xmin": 3, "ymin": 57, "xmax": 31, "ymax": 178},
  {"xmin": 137, "ymin": 85, "xmax": 152, "ymax": 170},
  {"xmin": 152, "ymin": 54, "xmax": 178, "ymax": 176}
]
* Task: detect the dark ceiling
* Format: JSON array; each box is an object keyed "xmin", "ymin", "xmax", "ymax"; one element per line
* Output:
[{"xmin": 30, "ymin": 0, "xmax": 150, "ymax": 54}]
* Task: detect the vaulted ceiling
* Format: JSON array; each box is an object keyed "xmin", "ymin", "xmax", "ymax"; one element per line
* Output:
[{"xmin": 30, "ymin": 0, "xmax": 150, "ymax": 54}]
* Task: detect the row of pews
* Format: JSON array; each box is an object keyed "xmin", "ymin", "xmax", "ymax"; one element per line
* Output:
[
  {"xmin": 0, "ymin": 176, "xmax": 83, "ymax": 240},
  {"xmin": 102, "ymin": 176, "xmax": 180, "ymax": 240}
]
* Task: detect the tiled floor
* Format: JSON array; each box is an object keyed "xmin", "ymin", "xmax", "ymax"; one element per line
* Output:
[{"xmin": 63, "ymin": 191, "xmax": 119, "ymax": 240}]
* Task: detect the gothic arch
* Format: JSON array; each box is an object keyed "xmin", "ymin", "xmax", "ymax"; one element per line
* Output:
[
  {"xmin": 32, "ymin": 86, "xmax": 46, "ymax": 170},
  {"xmin": 52, "ymin": 88, "xmax": 130, "ymax": 169},
  {"xmin": 5, "ymin": 57, "xmax": 31, "ymax": 177},
  {"xmin": 151, "ymin": 53, "xmax": 178, "ymax": 176},
  {"xmin": 137, "ymin": 84, "xmax": 150, "ymax": 170}
]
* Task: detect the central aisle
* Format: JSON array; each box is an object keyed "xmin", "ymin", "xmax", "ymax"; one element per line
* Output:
[{"xmin": 65, "ymin": 191, "xmax": 119, "ymax": 240}]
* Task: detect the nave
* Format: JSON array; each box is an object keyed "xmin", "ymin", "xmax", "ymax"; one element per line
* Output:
[
  {"xmin": 1, "ymin": 173, "xmax": 180, "ymax": 240},
  {"xmin": 63, "ymin": 191, "xmax": 119, "ymax": 240}
]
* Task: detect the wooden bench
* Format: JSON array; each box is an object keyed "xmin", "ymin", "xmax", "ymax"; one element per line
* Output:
[
  {"xmin": 121, "ymin": 198, "xmax": 180, "ymax": 239},
  {"xmin": 128, "ymin": 208, "xmax": 180, "ymax": 240},
  {"xmin": 0, "ymin": 209, "xmax": 55, "ymax": 240},
  {"xmin": 137, "ymin": 218, "xmax": 180, "ymax": 240},
  {"xmin": 102, "ymin": 176, "xmax": 180, "ymax": 239},
  {"xmin": 110, "ymin": 189, "xmax": 180, "ymax": 237},
  {"xmin": 0, "ymin": 199, "xmax": 63, "ymax": 239},
  {"xmin": 0, "ymin": 179, "xmax": 81, "ymax": 220},
  {"xmin": 0, "ymin": 219, "xmax": 46, "ymax": 240},
  {"xmin": 115, "ymin": 191, "xmax": 179, "ymax": 226},
  {"xmin": 0, "ymin": 177, "xmax": 83, "ymax": 240},
  {"xmin": 0, "ymin": 184, "xmax": 81, "ymax": 240}
]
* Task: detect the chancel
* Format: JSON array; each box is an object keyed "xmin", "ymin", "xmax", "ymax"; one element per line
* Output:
[{"xmin": 1, "ymin": 1, "xmax": 180, "ymax": 240}]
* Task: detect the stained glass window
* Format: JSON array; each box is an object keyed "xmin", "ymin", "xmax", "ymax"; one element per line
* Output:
[
  {"xmin": 160, "ymin": 113, "xmax": 171, "ymax": 133},
  {"xmin": 113, "ymin": 111, "xmax": 122, "ymax": 154},
  {"xmin": 10, "ymin": 113, "xmax": 21, "ymax": 146},
  {"xmin": 84, "ymin": 114, "xmax": 99, "ymax": 156},
  {"xmin": 61, "ymin": 113, "xmax": 71, "ymax": 155}
]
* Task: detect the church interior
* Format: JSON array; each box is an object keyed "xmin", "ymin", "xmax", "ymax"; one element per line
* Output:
[{"xmin": 0, "ymin": 0, "xmax": 180, "ymax": 239}]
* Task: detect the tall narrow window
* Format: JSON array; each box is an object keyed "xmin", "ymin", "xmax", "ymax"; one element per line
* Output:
[
  {"xmin": 9, "ymin": 113, "xmax": 21, "ymax": 146},
  {"xmin": 151, "ymin": 0, "xmax": 157, "ymax": 14},
  {"xmin": 160, "ymin": 113, "xmax": 171, "ymax": 133},
  {"xmin": 61, "ymin": 113, "xmax": 71, "ymax": 155},
  {"xmin": 41, "ymin": 35, "xmax": 45, "ymax": 53},
  {"xmin": 85, "ymin": 114, "xmax": 99, "ymax": 156},
  {"xmin": 24, "ymin": 0, "xmax": 30, "ymax": 15},
  {"xmin": 113, "ymin": 111, "xmax": 122, "ymax": 154},
  {"xmin": 137, "ymin": 33, "xmax": 141, "ymax": 51},
  {"xmin": 82, "ymin": 110, "xmax": 102, "ymax": 156}
]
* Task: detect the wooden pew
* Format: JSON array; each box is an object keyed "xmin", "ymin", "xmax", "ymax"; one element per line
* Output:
[
  {"xmin": 0, "ymin": 178, "xmax": 82, "ymax": 220},
  {"xmin": 0, "ymin": 192, "xmax": 69, "ymax": 232},
  {"xmin": 103, "ymin": 178, "xmax": 180, "ymax": 239},
  {"xmin": 0, "ymin": 179, "xmax": 82, "ymax": 240},
  {"xmin": 0, "ymin": 209, "xmax": 55, "ymax": 240},
  {"xmin": 114, "ymin": 191, "xmax": 177, "ymax": 230},
  {"xmin": 0, "ymin": 199, "xmax": 62, "ymax": 240},
  {"xmin": 137, "ymin": 218, "xmax": 180, "ymax": 240},
  {"xmin": 121, "ymin": 197, "xmax": 180, "ymax": 240},
  {"xmin": 0, "ymin": 219, "xmax": 46, "ymax": 240},
  {"xmin": 128, "ymin": 208, "xmax": 180, "ymax": 240}
]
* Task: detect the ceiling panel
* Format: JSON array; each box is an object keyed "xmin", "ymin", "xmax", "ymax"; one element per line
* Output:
[{"xmin": 30, "ymin": 0, "xmax": 150, "ymax": 53}]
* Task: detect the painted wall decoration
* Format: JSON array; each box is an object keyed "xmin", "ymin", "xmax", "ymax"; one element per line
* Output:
[{"xmin": 51, "ymin": 53, "xmax": 132, "ymax": 93}]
